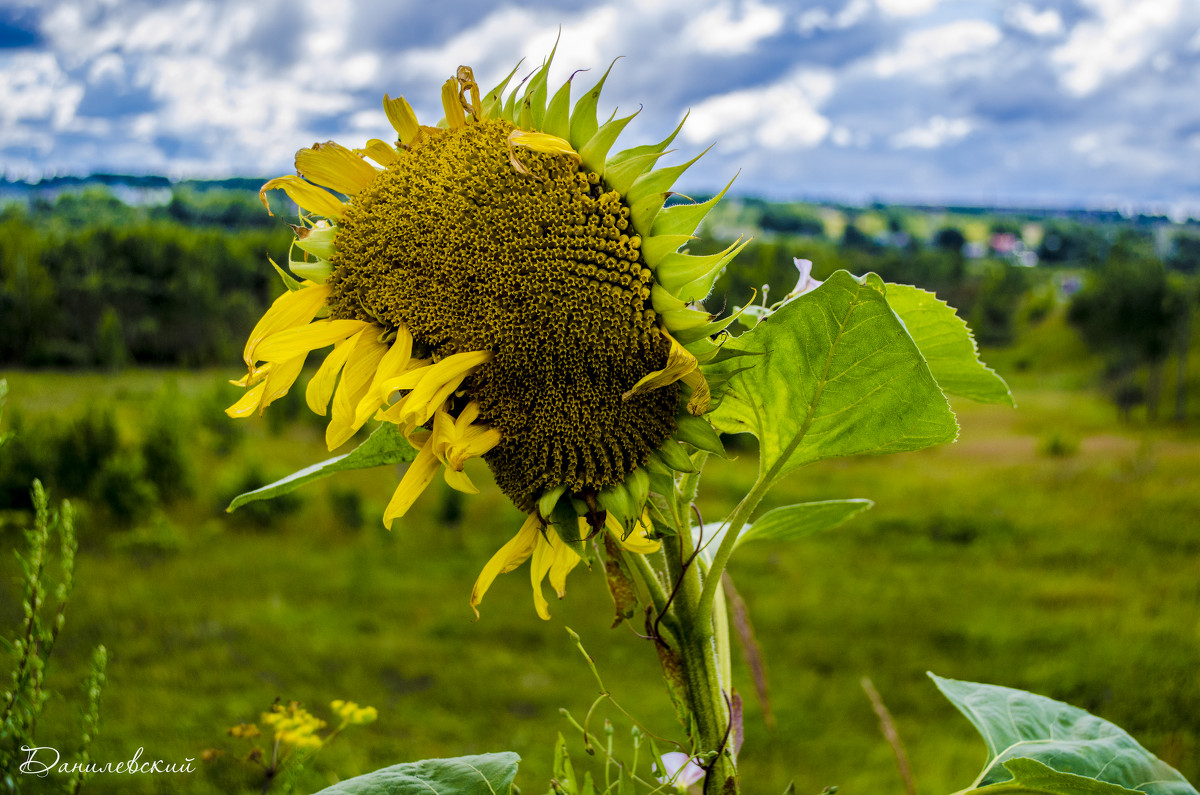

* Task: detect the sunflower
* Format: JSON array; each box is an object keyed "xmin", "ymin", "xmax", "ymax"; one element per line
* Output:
[{"xmin": 229, "ymin": 54, "xmax": 745, "ymax": 618}]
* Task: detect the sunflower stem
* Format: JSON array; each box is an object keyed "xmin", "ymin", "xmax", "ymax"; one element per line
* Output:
[
  {"xmin": 694, "ymin": 471, "xmax": 771, "ymax": 642},
  {"xmin": 627, "ymin": 545, "xmax": 670, "ymax": 616},
  {"xmin": 660, "ymin": 479, "xmax": 739, "ymax": 795}
]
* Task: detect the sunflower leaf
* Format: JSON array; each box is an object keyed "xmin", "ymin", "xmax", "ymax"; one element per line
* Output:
[
  {"xmin": 708, "ymin": 270, "xmax": 958, "ymax": 490},
  {"xmin": 312, "ymin": 752, "xmax": 520, "ymax": 795},
  {"xmin": 969, "ymin": 758, "xmax": 1140, "ymax": 795},
  {"xmin": 885, "ymin": 283, "xmax": 1014, "ymax": 406},
  {"xmin": 226, "ymin": 423, "xmax": 418, "ymax": 512},
  {"xmin": 737, "ymin": 499, "xmax": 873, "ymax": 548},
  {"xmin": 932, "ymin": 674, "xmax": 1198, "ymax": 795}
]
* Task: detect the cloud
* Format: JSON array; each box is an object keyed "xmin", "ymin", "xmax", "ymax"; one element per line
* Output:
[
  {"xmin": 2, "ymin": 0, "xmax": 1200, "ymax": 210},
  {"xmin": 796, "ymin": 0, "xmax": 872, "ymax": 33},
  {"xmin": 872, "ymin": 20, "xmax": 1003, "ymax": 78},
  {"xmin": 873, "ymin": 0, "xmax": 947, "ymax": 17},
  {"xmin": 1005, "ymin": 4, "xmax": 1064, "ymax": 36},
  {"xmin": 1052, "ymin": 0, "xmax": 1183, "ymax": 95},
  {"xmin": 891, "ymin": 115, "xmax": 974, "ymax": 148},
  {"xmin": 682, "ymin": 0, "xmax": 786, "ymax": 54},
  {"xmin": 682, "ymin": 68, "xmax": 834, "ymax": 150},
  {"xmin": 0, "ymin": 51, "xmax": 83, "ymax": 131}
]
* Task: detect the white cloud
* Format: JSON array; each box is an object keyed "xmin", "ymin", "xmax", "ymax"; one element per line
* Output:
[
  {"xmin": 875, "ymin": 0, "xmax": 947, "ymax": 17},
  {"xmin": 797, "ymin": 0, "xmax": 871, "ymax": 33},
  {"xmin": 1052, "ymin": 0, "xmax": 1182, "ymax": 95},
  {"xmin": 1006, "ymin": 4, "xmax": 1064, "ymax": 37},
  {"xmin": 87, "ymin": 53, "xmax": 125, "ymax": 84},
  {"xmin": 682, "ymin": 69, "xmax": 834, "ymax": 150},
  {"xmin": 872, "ymin": 20, "xmax": 1002, "ymax": 78},
  {"xmin": 0, "ymin": 52, "xmax": 84, "ymax": 130},
  {"xmin": 398, "ymin": 5, "xmax": 623, "ymax": 102},
  {"xmin": 890, "ymin": 115, "xmax": 973, "ymax": 148},
  {"xmin": 1072, "ymin": 132, "xmax": 1101, "ymax": 155},
  {"xmin": 682, "ymin": 0, "xmax": 785, "ymax": 54}
]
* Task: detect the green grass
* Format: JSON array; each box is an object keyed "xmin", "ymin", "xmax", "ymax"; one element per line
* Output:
[{"xmin": 2, "ymin": 365, "xmax": 1198, "ymax": 794}]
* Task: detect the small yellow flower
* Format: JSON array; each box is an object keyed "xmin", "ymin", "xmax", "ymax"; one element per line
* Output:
[
  {"xmin": 227, "ymin": 722, "xmax": 261, "ymax": 739},
  {"xmin": 263, "ymin": 702, "xmax": 326, "ymax": 753},
  {"xmin": 332, "ymin": 700, "xmax": 379, "ymax": 726}
]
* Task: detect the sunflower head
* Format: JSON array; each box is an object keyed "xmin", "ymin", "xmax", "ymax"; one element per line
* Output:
[{"xmin": 235, "ymin": 52, "xmax": 745, "ymax": 617}]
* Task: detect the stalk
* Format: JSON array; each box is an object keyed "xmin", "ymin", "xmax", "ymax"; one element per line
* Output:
[{"xmin": 650, "ymin": 474, "xmax": 740, "ymax": 794}]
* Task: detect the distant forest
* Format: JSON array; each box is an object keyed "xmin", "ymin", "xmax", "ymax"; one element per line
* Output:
[
  {"xmin": 1, "ymin": 184, "xmax": 290, "ymax": 367},
  {"xmin": 2, "ymin": 179, "xmax": 1197, "ymax": 424}
]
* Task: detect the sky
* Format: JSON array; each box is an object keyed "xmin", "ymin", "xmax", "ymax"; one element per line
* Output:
[{"xmin": 1, "ymin": 0, "xmax": 1199, "ymax": 214}]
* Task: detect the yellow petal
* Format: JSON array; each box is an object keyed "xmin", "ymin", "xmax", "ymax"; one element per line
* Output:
[
  {"xmin": 243, "ymin": 284, "xmax": 331, "ymax": 367},
  {"xmin": 374, "ymin": 393, "xmax": 410, "ymax": 424},
  {"xmin": 230, "ymin": 363, "xmax": 268, "ymax": 388},
  {"xmin": 530, "ymin": 534, "xmax": 554, "ymax": 620},
  {"xmin": 352, "ymin": 328, "xmax": 413, "ymax": 430},
  {"xmin": 306, "ymin": 330, "xmax": 363, "ymax": 416},
  {"xmin": 446, "ymin": 426, "xmax": 501, "ymax": 470},
  {"xmin": 254, "ymin": 319, "xmax": 370, "ymax": 363},
  {"xmin": 441, "ymin": 77, "xmax": 466, "ymax": 129},
  {"xmin": 383, "ymin": 94, "xmax": 420, "ymax": 146},
  {"xmin": 295, "ymin": 141, "xmax": 379, "ymax": 196},
  {"xmin": 226, "ymin": 382, "xmax": 268, "ymax": 418},
  {"xmin": 443, "ymin": 466, "xmax": 479, "ymax": 494},
  {"xmin": 547, "ymin": 526, "xmax": 583, "ymax": 597},
  {"xmin": 608, "ymin": 511, "xmax": 661, "ymax": 554},
  {"xmin": 455, "ymin": 401, "xmax": 482, "ymax": 428},
  {"xmin": 382, "ymin": 441, "xmax": 441, "ymax": 528},
  {"xmin": 259, "ymin": 354, "xmax": 307, "ymax": 411},
  {"xmin": 401, "ymin": 350, "xmax": 492, "ymax": 427},
  {"xmin": 682, "ymin": 369, "xmax": 711, "ymax": 416},
  {"xmin": 259, "ymin": 175, "xmax": 345, "ymax": 219},
  {"xmin": 507, "ymin": 129, "xmax": 581, "ymax": 161},
  {"xmin": 470, "ymin": 513, "xmax": 541, "ymax": 618},
  {"xmin": 326, "ymin": 332, "xmax": 389, "ymax": 449},
  {"xmin": 430, "ymin": 408, "xmax": 456, "ymax": 463},
  {"xmin": 358, "ymin": 138, "xmax": 399, "ymax": 167},
  {"xmin": 622, "ymin": 331, "xmax": 701, "ymax": 405}
]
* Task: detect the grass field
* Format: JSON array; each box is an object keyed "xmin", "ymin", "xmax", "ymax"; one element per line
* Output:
[{"xmin": 2, "ymin": 358, "xmax": 1198, "ymax": 795}]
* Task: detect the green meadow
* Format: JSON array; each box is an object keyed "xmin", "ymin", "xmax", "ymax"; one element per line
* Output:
[
  {"xmin": 2, "ymin": 187, "xmax": 1199, "ymax": 793},
  {"xmin": 2, "ymin": 347, "xmax": 1198, "ymax": 794}
]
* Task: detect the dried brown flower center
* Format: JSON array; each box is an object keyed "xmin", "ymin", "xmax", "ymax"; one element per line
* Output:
[{"xmin": 327, "ymin": 119, "xmax": 678, "ymax": 508}]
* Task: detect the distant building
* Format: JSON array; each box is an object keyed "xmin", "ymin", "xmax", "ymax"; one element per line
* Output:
[{"xmin": 991, "ymin": 233, "xmax": 1018, "ymax": 254}]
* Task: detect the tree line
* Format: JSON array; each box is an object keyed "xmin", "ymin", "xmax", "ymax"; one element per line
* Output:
[
  {"xmin": 0, "ymin": 188, "xmax": 289, "ymax": 367},
  {"xmin": 2, "ymin": 185, "xmax": 1197, "ymax": 422}
]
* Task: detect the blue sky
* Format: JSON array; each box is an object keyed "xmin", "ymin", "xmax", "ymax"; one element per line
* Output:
[{"xmin": 2, "ymin": 0, "xmax": 1199, "ymax": 214}]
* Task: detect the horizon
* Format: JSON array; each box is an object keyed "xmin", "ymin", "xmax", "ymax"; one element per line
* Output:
[{"xmin": 3, "ymin": 170, "xmax": 1197, "ymax": 222}]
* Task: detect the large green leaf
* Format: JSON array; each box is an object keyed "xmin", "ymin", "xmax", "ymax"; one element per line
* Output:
[
  {"xmin": 226, "ymin": 423, "xmax": 418, "ymax": 512},
  {"xmin": 972, "ymin": 758, "xmax": 1139, "ymax": 795},
  {"xmin": 884, "ymin": 283, "xmax": 1013, "ymax": 406},
  {"xmin": 736, "ymin": 499, "xmax": 873, "ymax": 548},
  {"xmin": 931, "ymin": 674, "xmax": 1198, "ymax": 795},
  {"xmin": 708, "ymin": 271, "xmax": 958, "ymax": 488},
  {"xmin": 313, "ymin": 753, "xmax": 520, "ymax": 795},
  {"xmin": 697, "ymin": 499, "xmax": 872, "ymax": 563}
]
